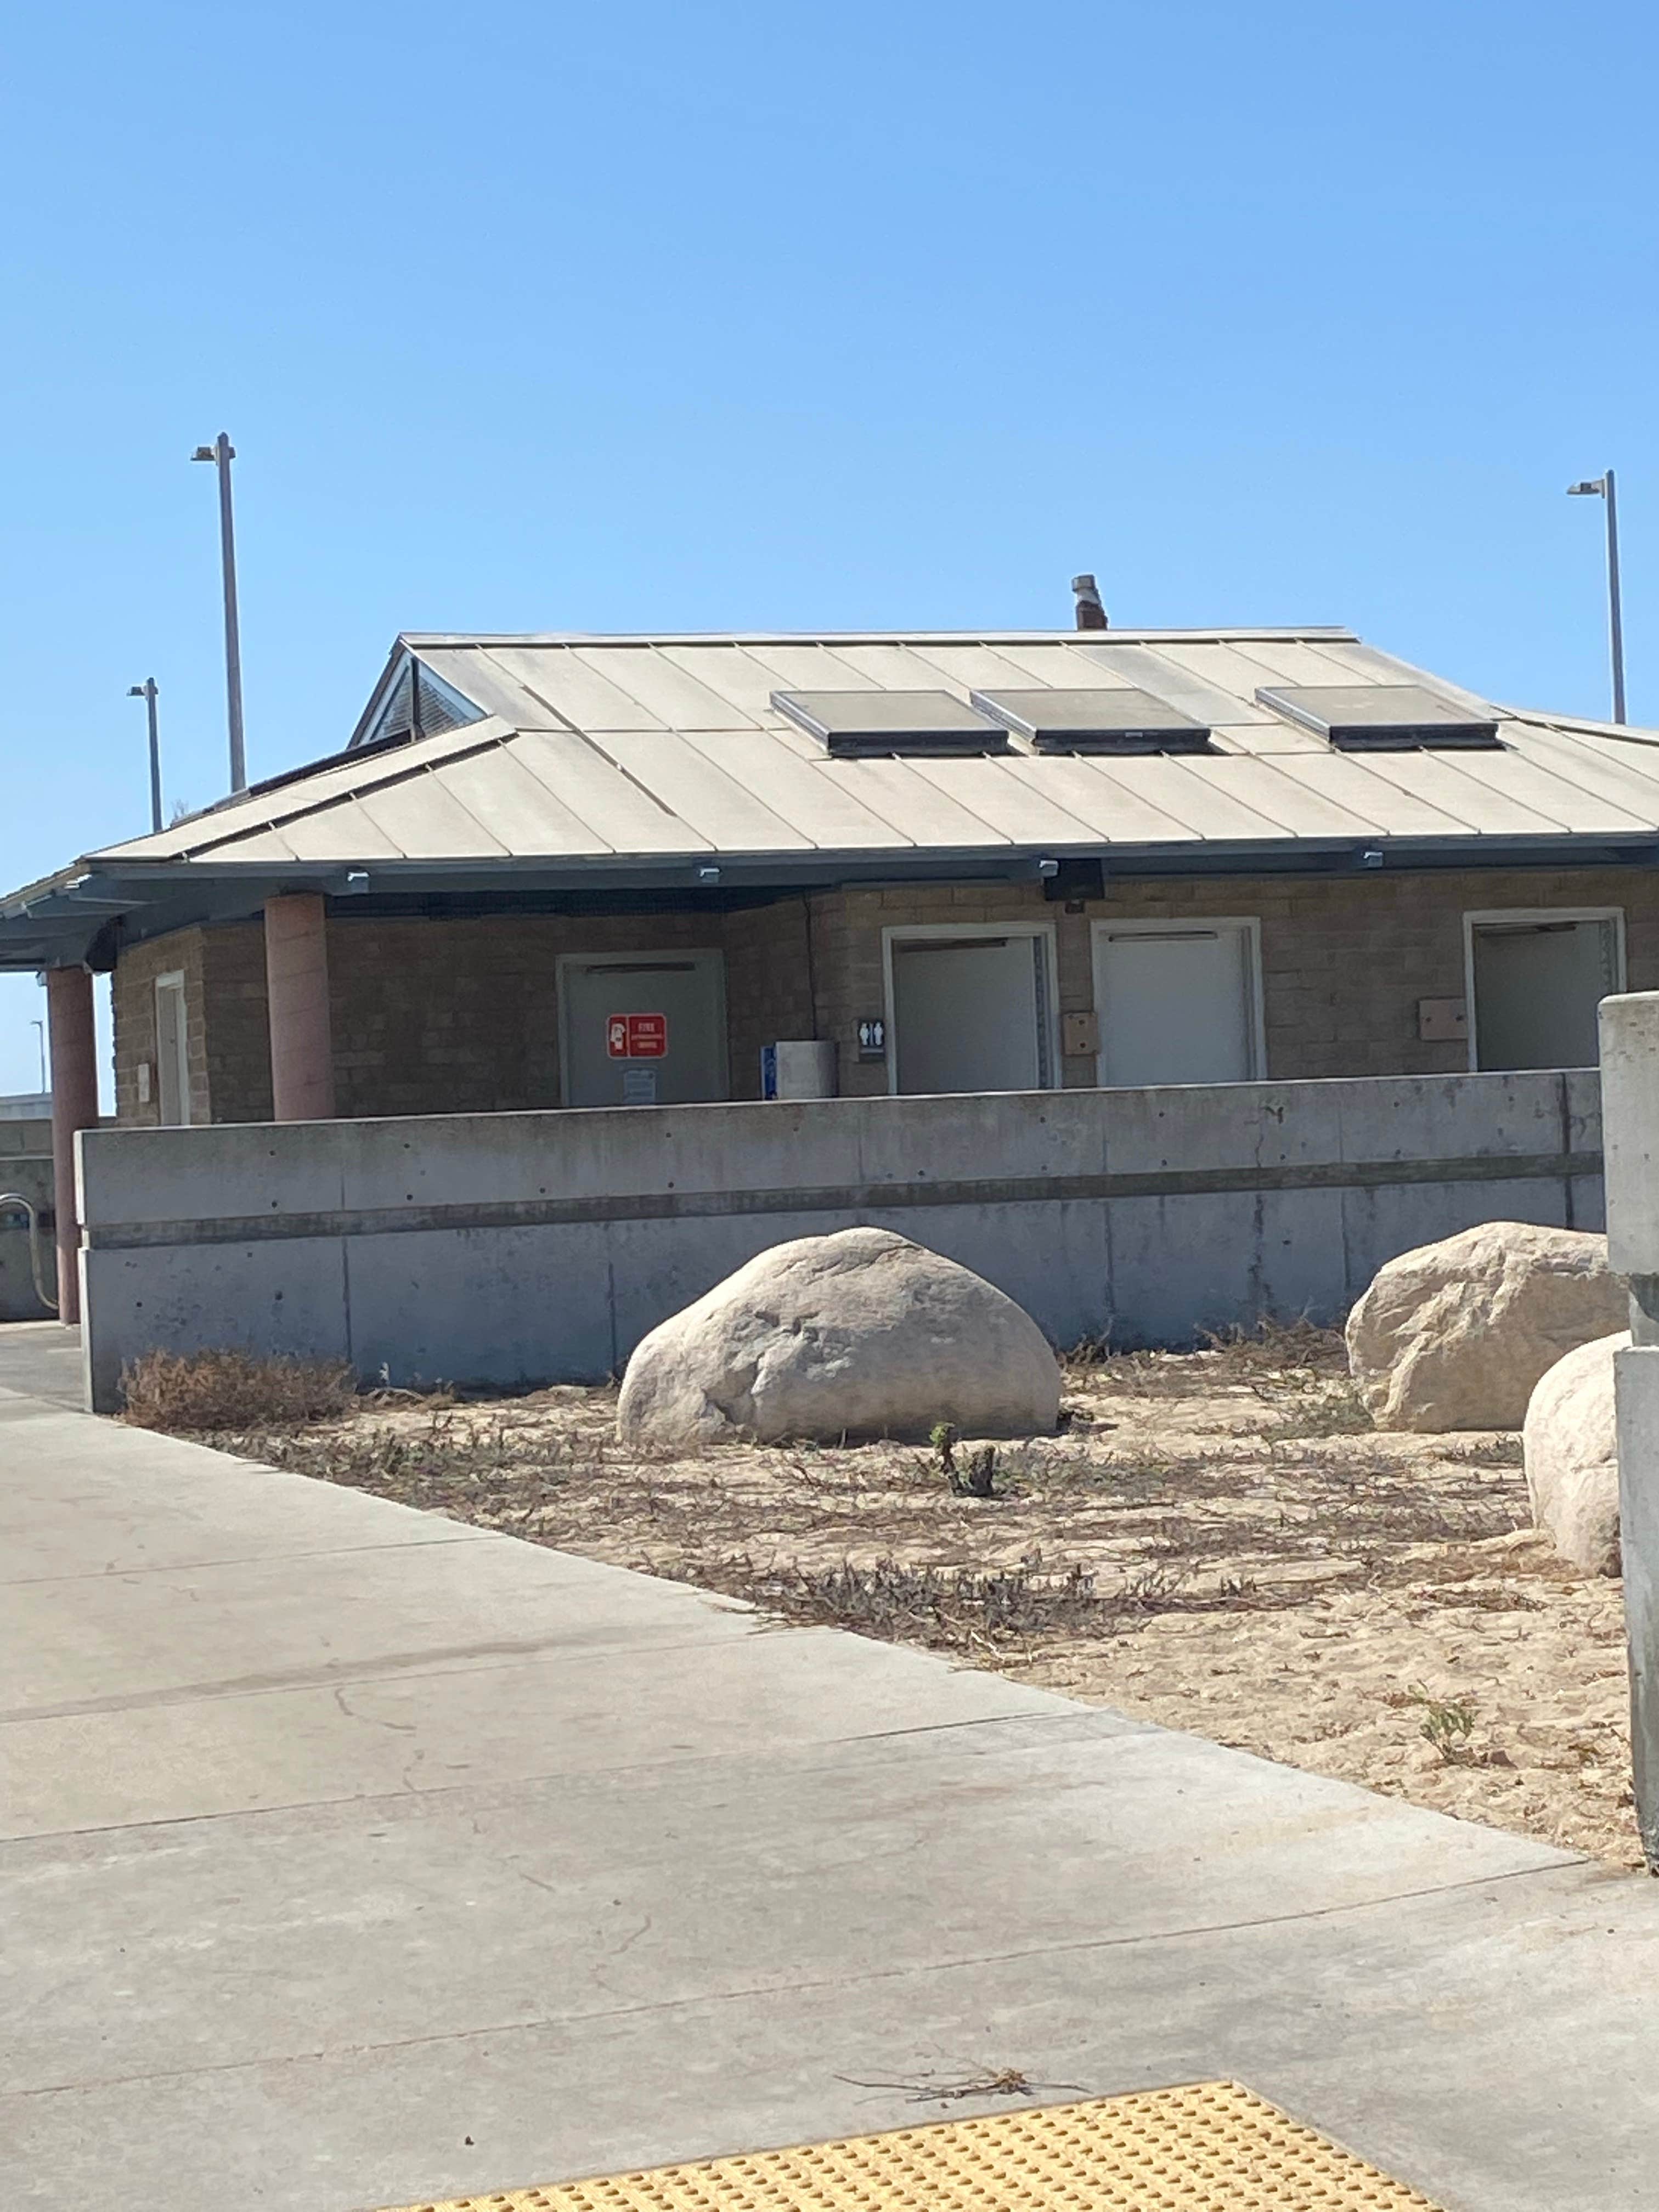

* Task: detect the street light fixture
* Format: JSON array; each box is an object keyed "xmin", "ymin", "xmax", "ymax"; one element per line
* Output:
[
  {"xmin": 127, "ymin": 678, "xmax": 163, "ymax": 834},
  {"xmin": 1567, "ymin": 469, "xmax": 1627, "ymax": 724},
  {"xmin": 191, "ymin": 431, "xmax": 247, "ymax": 793}
]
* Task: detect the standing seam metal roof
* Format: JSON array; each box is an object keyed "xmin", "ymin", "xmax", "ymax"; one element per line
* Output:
[{"xmin": 87, "ymin": 629, "xmax": 1659, "ymax": 870}]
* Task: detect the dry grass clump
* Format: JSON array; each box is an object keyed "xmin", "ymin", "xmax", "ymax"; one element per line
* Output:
[
  {"xmin": 120, "ymin": 1347, "xmax": 358, "ymax": 1431},
  {"xmin": 1073, "ymin": 1317, "xmax": 1372, "ymax": 1438},
  {"xmin": 707, "ymin": 1552, "xmax": 1295, "ymax": 1651},
  {"xmin": 1066, "ymin": 1313, "xmax": 1350, "ymax": 1386}
]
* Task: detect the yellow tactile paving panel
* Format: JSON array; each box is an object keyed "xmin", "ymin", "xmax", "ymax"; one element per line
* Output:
[{"xmin": 380, "ymin": 2079, "xmax": 1444, "ymax": 2211}]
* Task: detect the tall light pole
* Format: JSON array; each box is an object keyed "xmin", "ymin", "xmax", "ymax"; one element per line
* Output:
[
  {"xmin": 30, "ymin": 1019, "xmax": 45, "ymax": 1094},
  {"xmin": 127, "ymin": 678, "xmax": 163, "ymax": 833},
  {"xmin": 1568, "ymin": 469, "xmax": 1627, "ymax": 724},
  {"xmin": 191, "ymin": 431, "xmax": 247, "ymax": 792}
]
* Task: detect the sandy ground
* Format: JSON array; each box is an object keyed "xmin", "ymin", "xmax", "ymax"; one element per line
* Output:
[{"xmin": 208, "ymin": 1328, "xmax": 1641, "ymax": 1871}]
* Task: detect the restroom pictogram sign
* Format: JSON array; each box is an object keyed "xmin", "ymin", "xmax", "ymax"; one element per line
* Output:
[{"xmin": 607, "ymin": 1012, "xmax": 669, "ymax": 1058}]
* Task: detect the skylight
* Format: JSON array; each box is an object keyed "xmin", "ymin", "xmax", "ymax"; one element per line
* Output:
[
  {"xmin": 1255, "ymin": 684, "xmax": 1500, "ymax": 751},
  {"xmin": 969, "ymin": 686, "xmax": 1212, "ymax": 754},
  {"xmin": 771, "ymin": 689, "xmax": 1007, "ymax": 757}
]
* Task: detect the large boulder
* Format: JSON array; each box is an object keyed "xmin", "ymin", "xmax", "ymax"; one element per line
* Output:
[
  {"xmin": 1523, "ymin": 1331, "xmax": 1628, "ymax": 1576},
  {"xmin": 617, "ymin": 1227, "xmax": 1060, "ymax": 1447},
  {"xmin": 1346, "ymin": 1221, "xmax": 1628, "ymax": 1431}
]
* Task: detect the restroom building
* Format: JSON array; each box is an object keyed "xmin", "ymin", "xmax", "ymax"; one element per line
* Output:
[{"xmin": 4, "ymin": 623, "xmax": 1655, "ymax": 1131}]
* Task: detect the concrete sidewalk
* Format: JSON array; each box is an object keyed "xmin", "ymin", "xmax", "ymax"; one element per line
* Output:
[{"xmin": 3, "ymin": 1345, "xmax": 1656, "ymax": 2212}]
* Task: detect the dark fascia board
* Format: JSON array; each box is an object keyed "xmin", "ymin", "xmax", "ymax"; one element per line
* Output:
[
  {"xmin": 75, "ymin": 830, "xmax": 1659, "ymax": 910},
  {"xmin": 5, "ymin": 833, "xmax": 1658, "ymax": 973}
]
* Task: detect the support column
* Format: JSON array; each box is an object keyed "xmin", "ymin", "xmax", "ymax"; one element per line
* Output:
[
  {"xmin": 264, "ymin": 894, "xmax": 336, "ymax": 1121},
  {"xmin": 1600, "ymin": 989, "xmax": 1659, "ymax": 1871},
  {"xmin": 46, "ymin": 966, "xmax": 99, "ymax": 1325}
]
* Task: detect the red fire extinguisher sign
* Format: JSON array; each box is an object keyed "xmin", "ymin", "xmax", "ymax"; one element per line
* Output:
[{"xmin": 607, "ymin": 1012, "xmax": 669, "ymax": 1058}]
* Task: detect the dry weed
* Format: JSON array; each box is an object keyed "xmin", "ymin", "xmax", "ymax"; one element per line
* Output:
[{"xmin": 121, "ymin": 1348, "xmax": 357, "ymax": 1431}]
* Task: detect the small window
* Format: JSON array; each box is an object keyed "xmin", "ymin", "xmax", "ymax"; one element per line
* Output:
[
  {"xmin": 154, "ymin": 973, "xmax": 191, "ymax": 1126},
  {"xmin": 771, "ymin": 689, "xmax": 1007, "ymax": 757},
  {"xmin": 970, "ymin": 686, "xmax": 1212, "ymax": 754},
  {"xmin": 1256, "ymin": 682, "xmax": 1500, "ymax": 750}
]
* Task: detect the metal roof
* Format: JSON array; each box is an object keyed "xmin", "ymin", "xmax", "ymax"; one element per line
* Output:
[{"xmin": 6, "ymin": 628, "xmax": 1659, "ymax": 970}]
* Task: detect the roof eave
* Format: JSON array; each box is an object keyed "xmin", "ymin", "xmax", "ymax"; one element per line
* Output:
[
  {"xmin": 67, "ymin": 825, "xmax": 1659, "ymax": 905},
  {"xmin": 1, "ymin": 830, "xmax": 1656, "ymax": 975}
]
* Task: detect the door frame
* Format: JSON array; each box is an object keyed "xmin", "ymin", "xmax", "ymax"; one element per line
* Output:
[
  {"xmin": 1090, "ymin": 916, "xmax": 1267, "ymax": 1085},
  {"xmin": 1461, "ymin": 906, "xmax": 1626, "ymax": 1073},
  {"xmin": 881, "ymin": 921, "xmax": 1060, "ymax": 1096},
  {"xmin": 554, "ymin": 946, "xmax": 730, "ymax": 1107},
  {"xmin": 154, "ymin": 969, "xmax": 191, "ymax": 1127}
]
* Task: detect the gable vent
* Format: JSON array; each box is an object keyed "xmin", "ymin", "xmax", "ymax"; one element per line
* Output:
[{"xmin": 353, "ymin": 657, "xmax": 485, "ymax": 751}]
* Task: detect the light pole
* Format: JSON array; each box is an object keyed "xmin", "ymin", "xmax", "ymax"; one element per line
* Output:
[
  {"xmin": 127, "ymin": 678, "xmax": 163, "ymax": 833},
  {"xmin": 1568, "ymin": 469, "xmax": 1627, "ymax": 724},
  {"xmin": 191, "ymin": 431, "xmax": 247, "ymax": 792},
  {"xmin": 30, "ymin": 1019, "xmax": 45, "ymax": 1094}
]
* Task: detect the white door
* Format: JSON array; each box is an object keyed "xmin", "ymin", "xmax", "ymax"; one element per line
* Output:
[
  {"xmin": 558, "ymin": 951, "xmax": 729, "ymax": 1107},
  {"xmin": 1093, "ymin": 922, "xmax": 1261, "ymax": 1086},
  {"xmin": 154, "ymin": 973, "xmax": 191, "ymax": 1126},
  {"xmin": 887, "ymin": 931, "xmax": 1055, "ymax": 1094},
  {"xmin": 1468, "ymin": 913, "xmax": 1623, "ymax": 1070}
]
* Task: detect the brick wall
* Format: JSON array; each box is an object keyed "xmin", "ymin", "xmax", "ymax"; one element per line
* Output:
[
  {"xmin": 110, "ymin": 864, "xmax": 1659, "ymax": 1125},
  {"xmin": 325, "ymin": 912, "xmax": 752, "ymax": 1118},
  {"xmin": 724, "ymin": 896, "xmax": 816, "ymax": 1099},
  {"xmin": 115, "ymin": 907, "xmax": 798, "ymax": 1125},
  {"xmin": 1106, "ymin": 864, "xmax": 1657, "ymax": 1081},
  {"xmin": 204, "ymin": 922, "xmax": 274, "ymax": 1122},
  {"xmin": 804, "ymin": 880, "xmax": 1084, "ymax": 1096},
  {"xmin": 804, "ymin": 864, "xmax": 1659, "ymax": 1094},
  {"xmin": 110, "ymin": 927, "xmax": 211, "ymax": 1127}
]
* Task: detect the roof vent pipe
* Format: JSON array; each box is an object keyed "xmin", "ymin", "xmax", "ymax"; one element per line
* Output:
[{"xmin": 1071, "ymin": 574, "xmax": 1108, "ymax": 631}]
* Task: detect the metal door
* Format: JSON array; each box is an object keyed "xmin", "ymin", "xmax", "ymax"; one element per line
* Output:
[
  {"xmin": 888, "ymin": 932, "xmax": 1054, "ymax": 1094},
  {"xmin": 1469, "ymin": 915, "xmax": 1623, "ymax": 1070},
  {"xmin": 1093, "ymin": 923, "xmax": 1260, "ymax": 1086},
  {"xmin": 155, "ymin": 973, "xmax": 191, "ymax": 1126},
  {"xmin": 558, "ymin": 951, "xmax": 729, "ymax": 1107}
]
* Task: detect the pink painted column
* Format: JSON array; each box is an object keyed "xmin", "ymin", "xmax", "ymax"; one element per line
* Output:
[
  {"xmin": 47, "ymin": 966, "xmax": 99, "ymax": 1324},
  {"xmin": 264, "ymin": 894, "xmax": 336, "ymax": 1121}
]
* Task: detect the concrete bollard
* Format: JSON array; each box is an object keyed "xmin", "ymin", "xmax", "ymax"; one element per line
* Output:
[{"xmin": 1599, "ymin": 989, "xmax": 1659, "ymax": 1871}]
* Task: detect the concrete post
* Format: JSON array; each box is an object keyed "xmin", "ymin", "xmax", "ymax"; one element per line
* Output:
[
  {"xmin": 1598, "ymin": 990, "xmax": 1659, "ymax": 1871},
  {"xmin": 46, "ymin": 966, "xmax": 99, "ymax": 1325},
  {"xmin": 264, "ymin": 894, "xmax": 335, "ymax": 1121}
]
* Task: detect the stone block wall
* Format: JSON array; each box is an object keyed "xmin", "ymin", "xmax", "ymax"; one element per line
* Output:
[
  {"xmin": 806, "ymin": 864, "xmax": 1659, "ymax": 1096},
  {"xmin": 113, "ymin": 904, "xmax": 822, "ymax": 1126},
  {"xmin": 724, "ymin": 895, "xmax": 818, "ymax": 1099},
  {"xmin": 108, "ymin": 863, "xmax": 1659, "ymax": 1126},
  {"xmin": 110, "ymin": 927, "xmax": 211, "ymax": 1128}
]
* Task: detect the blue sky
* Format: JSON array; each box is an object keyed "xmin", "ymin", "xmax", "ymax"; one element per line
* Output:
[{"xmin": 1, "ymin": 0, "xmax": 1656, "ymax": 1094}]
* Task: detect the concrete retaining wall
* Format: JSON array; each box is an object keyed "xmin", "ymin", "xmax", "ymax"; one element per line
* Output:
[{"xmin": 77, "ymin": 1070, "xmax": 1605, "ymax": 1411}]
